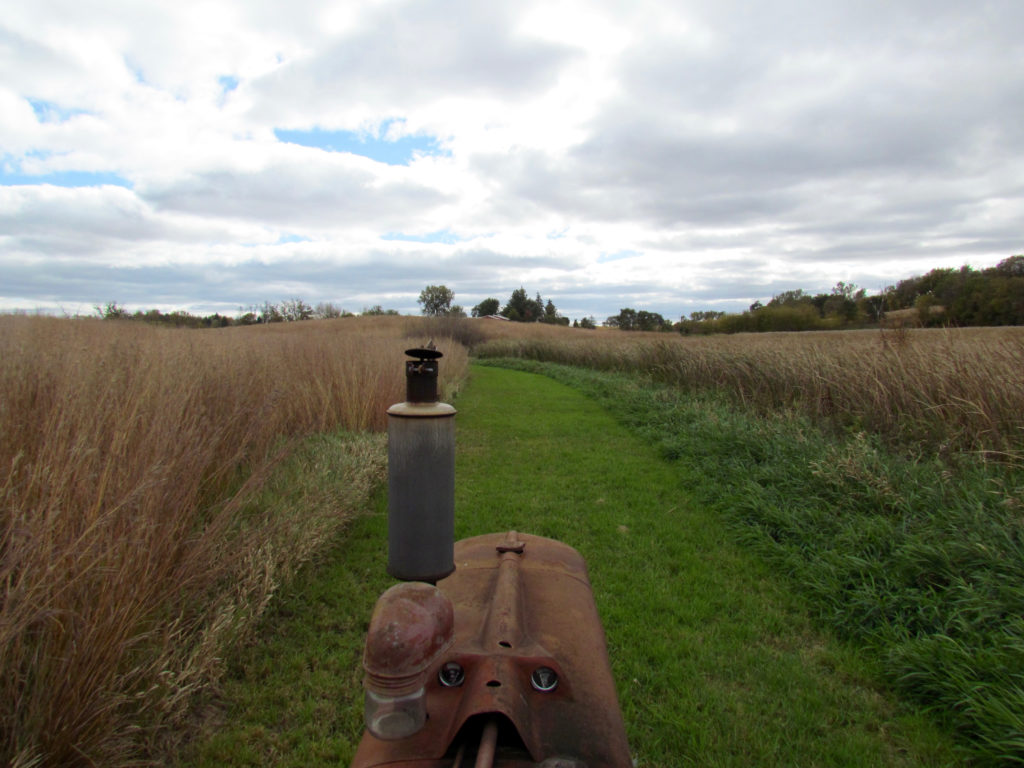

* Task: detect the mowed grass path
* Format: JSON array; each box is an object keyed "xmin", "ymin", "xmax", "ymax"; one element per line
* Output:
[
  {"xmin": 182, "ymin": 364, "xmax": 954, "ymax": 767},
  {"xmin": 454, "ymin": 366, "xmax": 952, "ymax": 767}
]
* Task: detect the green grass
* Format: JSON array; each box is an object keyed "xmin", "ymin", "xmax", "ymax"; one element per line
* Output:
[
  {"xmin": 180, "ymin": 363, "xmax": 957, "ymax": 767},
  {"xmin": 482, "ymin": 359, "xmax": 1024, "ymax": 765},
  {"xmin": 455, "ymin": 365, "xmax": 954, "ymax": 767}
]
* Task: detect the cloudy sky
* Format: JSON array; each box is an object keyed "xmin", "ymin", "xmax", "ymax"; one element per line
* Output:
[{"xmin": 2, "ymin": 0, "xmax": 1022, "ymax": 321}]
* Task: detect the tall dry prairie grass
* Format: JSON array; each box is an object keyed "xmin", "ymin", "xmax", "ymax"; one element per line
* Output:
[
  {"xmin": 475, "ymin": 325, "xmax": 1024, "ymax": 455},
  {"xmin": 0, "ymin": 315, "xmax": 466, "ymax": 767}
]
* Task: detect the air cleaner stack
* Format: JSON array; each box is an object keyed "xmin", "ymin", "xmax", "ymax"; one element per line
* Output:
[{"xmin": 386, "ymin": 346, "xmax": 456, "ymax": 583}]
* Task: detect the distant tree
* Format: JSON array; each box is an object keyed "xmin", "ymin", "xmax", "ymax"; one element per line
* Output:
[
  {"xmin": 363, "ymin": 304, "xmax": 399, "ymax": 316},
  {"xmin": 418, "ymin": 285, "xmax": 455, "ymax": 316},
  {"xmin": 314, "ymin": 301, "xmax": 347, "ymax": 319},
  {"xmin": 449, "ymin": 305, "xmax": 467, "ymax": 318},
  {"xmin": 472, "ymin": 298, "xmax": 500, "ymax": 317},
  {"xmin": 888, "ymin": 276, "xmax": 923, "ymax": 311},
  {"xmin": 689, "ymin": 310, "xmax": 726, "ymax": 322},
  {"xmin": 861, "ymin": 295, "xmax": 886, "ymax": 323},
  {"xmin": 636, "ymin": 310, "xmax": 670, "ymax": 331},
  {"xmin": 768, "ymin": 289, "xmax": 810, "ymax": 307},
  {"xmin": 579, "ymin": 316, "xmax": 597, "ymax": 329},
  {"xmin": 204, "ymin": 313, "xmax": 231, "ymax": 328},
  {"xmin": 916, "ymin": 293, "xmax": 940, "ymax": 326},
  {"xmin": 606, "ymin": 308, "xmax": 637, "ymax": 330},
  {"xmin": 531, "ymin": 297, "xmax": 568, "ymax": 325},
  {"xmin": 822, "ymin": 282, "xmax": 863, "ymax": 322},
  {"xmin": 361, "ymin": 305, "xmax": 399, "ymax": 316},
  {"xmin": 833, "ymin": 281, "xmax": 860, "ymax": 300},
  {"xmin": 97, "ymin": 301, "xmax": 129, "ymax": 320},
  {"xmin": 501, "ymin": 287, "xmax": 543, "ymax": 322},
  {"xmin": 995, "ymin": 255, "xmax": 1024, "ymax": 277},
  {"xmin": 543, "ymin": 299, "xmax": 559, "ymax": 323},
  {"xmin": 259, "ymin": 301, "xmax": 283, "ymax": 323},
  {"xmin": 279, "ymin": 298, "xmax": 313, "ymax": 321}
]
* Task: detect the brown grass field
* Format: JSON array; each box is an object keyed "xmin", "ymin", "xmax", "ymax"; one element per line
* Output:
[
  {"xmin": 0, "ymin": 314, "xmax": 465, "ymax": 767},
  {"xmin": 2, "ymin": 313, "xmax": 1022, "ymax": 765},
  {"xmin": 475, "ymin": 323, "xmax": 1024, "ymax": 457}
]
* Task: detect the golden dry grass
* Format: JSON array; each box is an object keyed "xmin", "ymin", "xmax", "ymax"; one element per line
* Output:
[
  {"xmin": 475, "ymin": 324, "xmax": 1024, "ymax": 456},
  {"xmin": 0, "ymin": 315, "xmax": 467, "ymax": 767}
]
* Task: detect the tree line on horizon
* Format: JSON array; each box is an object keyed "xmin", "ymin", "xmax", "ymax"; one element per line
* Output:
[
  {"xmin": 93, "ymin": 299, "xmax": 399, "ymax": 327},
  {"xmin": 421, "ymin": 285, "xmax": 588, "ymax": 326},
  {"xmin": 91, "ymin": 255, "xmax": 1023, "ymax": 333},
  {"xmin": 413, "ymin": 257, "xmax": 1024, "ymax": 335},
  {"xmin": 675, "ymin": 255, "xmax": 1024, "ymax": 334}
]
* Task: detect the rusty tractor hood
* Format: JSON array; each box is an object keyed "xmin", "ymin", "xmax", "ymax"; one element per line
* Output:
[{"xmin": 352, "ymin": 531, "xmax": 632, "ymax": 768}]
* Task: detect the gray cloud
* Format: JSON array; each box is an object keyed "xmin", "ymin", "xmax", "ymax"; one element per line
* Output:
[
  {"xmin": 0, "ymin": 186, "xmax": 259, "ymax": 258},
  {"xmin": 141, "ymin": 154, "xmax": 451, "ymax": 229},
  {"xmin": 249, "ymin": 0, "xmax": 577, "ymax": 125},
  {"xmin": 471, "ymin": 1, "xmax": 1024, "ymax": 246},
  {"xmin": 2, "ymin": 0, "xmax": 1023, "ymax": 321}
]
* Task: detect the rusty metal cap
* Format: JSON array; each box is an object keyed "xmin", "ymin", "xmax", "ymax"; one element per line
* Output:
[{"xmin": 363, "ymin": 582, "xmax": 455, "ymax": 695}]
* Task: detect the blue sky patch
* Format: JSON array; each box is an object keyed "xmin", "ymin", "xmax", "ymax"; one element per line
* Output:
[
  {"xmin": 2, "ymin": 153, "xmax": 132, "ymax": 188},
  {"xmin": 29, "ymin": 99, "xmax": 88, "ymax": 123},
  {"xmin": 277, "ymin": 233, "xmax": 311, "ymax": 244},
  {"xmin": 381, "ymin": 229, "xmax": 465, "ymax": 244},
  {"xmin": 274, "ymin": 118, "xmax": 447, "ymax": 166},
  {"xmin": 218, "ymin": 75, "xmax": 240, "ymax": 94},
  {"xmin": 0, "ymin": 167, "xmax": 133, "ymax": 189}
]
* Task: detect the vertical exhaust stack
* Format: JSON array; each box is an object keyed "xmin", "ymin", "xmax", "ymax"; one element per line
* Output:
[{"xmin": 386, "ymin": 346, "xmax": 456, "ymax": 583}]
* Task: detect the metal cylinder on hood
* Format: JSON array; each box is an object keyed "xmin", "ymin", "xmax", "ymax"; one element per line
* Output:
[{"xmin": 386, "ymin": 346, "xmax": 456, "ymax": 583}]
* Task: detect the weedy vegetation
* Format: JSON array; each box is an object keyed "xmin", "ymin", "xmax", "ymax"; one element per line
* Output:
[
  {"xmin": 0, "ymin": 314, "xmax": 466, "ymax": 767},
  {"xmin": 475, "ymin": 326, "xmax": 1024, "ymax": 456},
  {"xmin": 4, "ymin": 313, "xmax": 1023, "ymax": 765},
  {"xmin": 474, "ymin": 323, "xmax": 1024, "ymax": 764}
]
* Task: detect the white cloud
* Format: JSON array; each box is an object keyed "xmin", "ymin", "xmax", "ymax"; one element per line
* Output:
[{"xmin": 1, "ymin": 0, "xmax": 1022, "ymax": 318}]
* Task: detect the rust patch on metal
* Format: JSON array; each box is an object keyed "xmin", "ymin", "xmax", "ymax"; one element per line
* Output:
[{"xmin": 352, "ymin": 532, "xmax": 632, "ymax": 767}]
